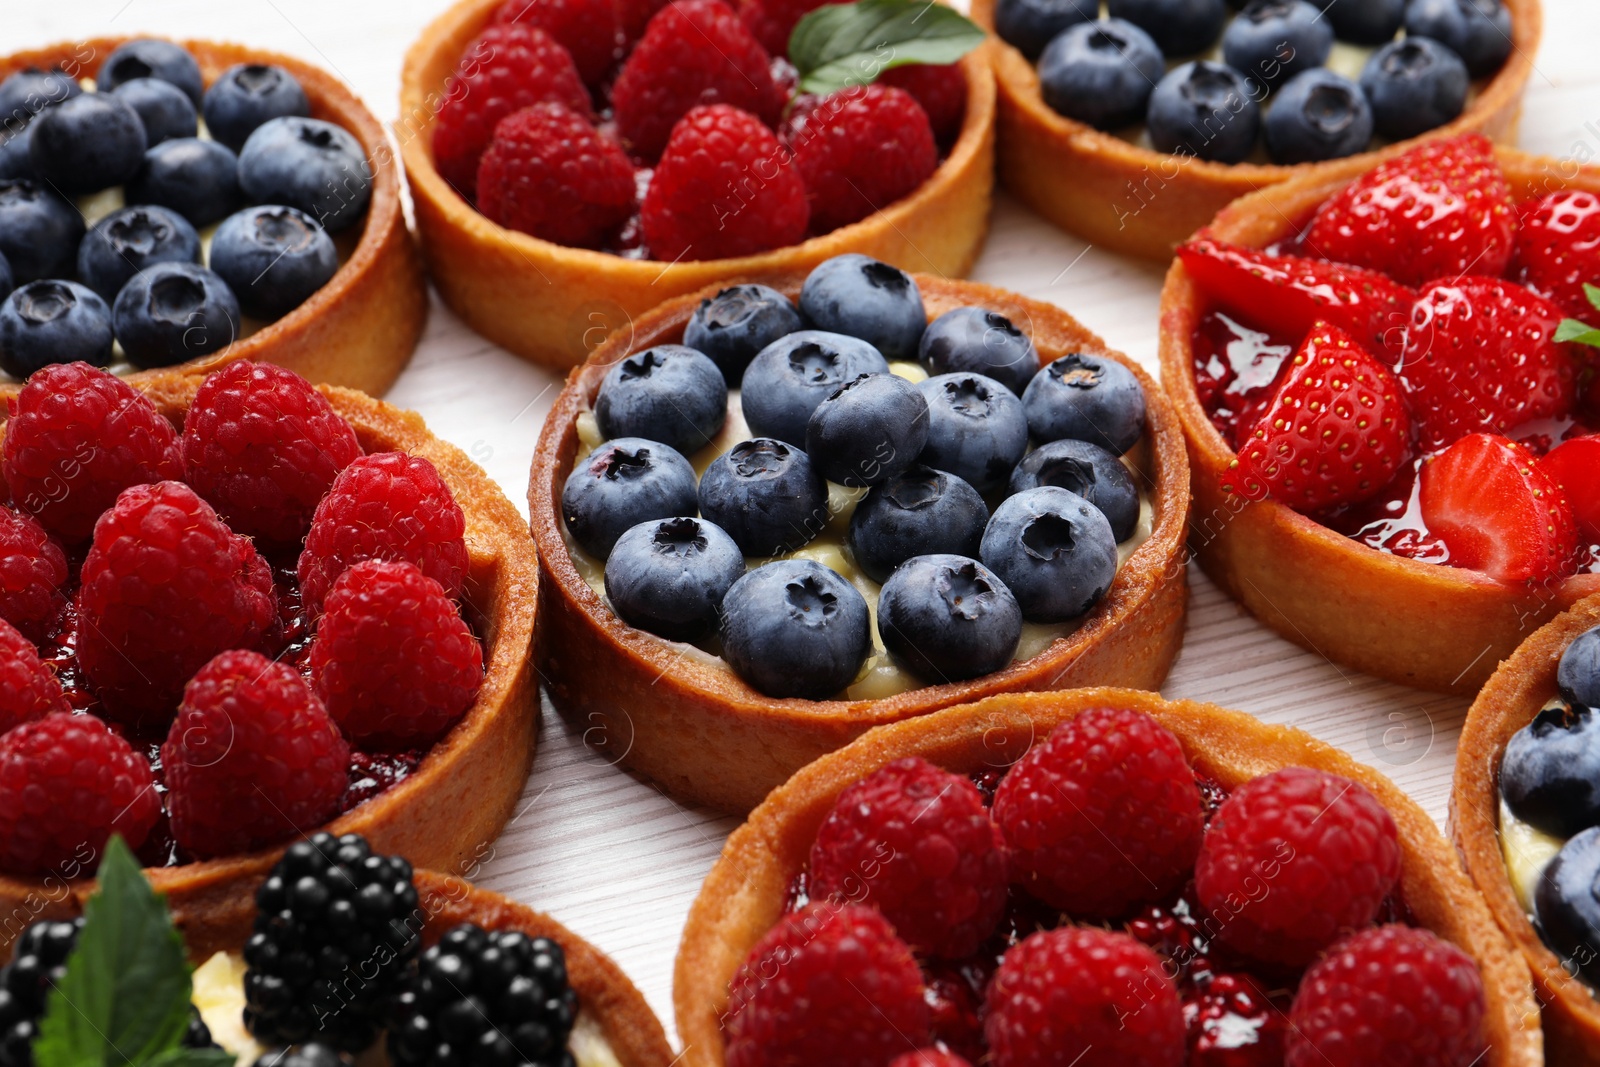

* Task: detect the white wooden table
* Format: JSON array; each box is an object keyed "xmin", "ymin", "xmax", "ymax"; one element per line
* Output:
[{"xmin": 10, "ymin": 0, "xmax": 1600, "ymax": 1044}]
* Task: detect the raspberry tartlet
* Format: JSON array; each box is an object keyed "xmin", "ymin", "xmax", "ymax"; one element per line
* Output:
[
  {"xmin": 529, "ymin": 258, "xmax": 1190, "ymax": 812},
  {"xmin": 1158, "ymin": 136, "xmax": 1600, "ymax": 693},
  {"xmin": 398, "ymin": 0, "xmax": 996, "ymax": 370}
]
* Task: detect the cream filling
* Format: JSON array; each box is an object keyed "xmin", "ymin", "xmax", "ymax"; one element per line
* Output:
[{"xmin": 1498, "ymin": 698, "xmax": 1577, "ymax": 915}]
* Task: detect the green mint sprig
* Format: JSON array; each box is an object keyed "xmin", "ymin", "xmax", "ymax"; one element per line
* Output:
[
  {"xmin": 788, "ymin": 0, "xmax": 984, "ymax": 96},
  {"xmin": 1554, "ymin": 283, "xmax": 1600, "ymax": 347}
]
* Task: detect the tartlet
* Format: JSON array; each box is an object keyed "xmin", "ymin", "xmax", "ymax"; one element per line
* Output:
[
  {"xmin": 675, "ymin": 686, "xmax": 1542, "ymax": 1066},
  {"xmin": 397, "ymin": 0, "xmax": 996, "ymax": 372},
  {"xmin": 0, "ymin": 36, "xmax": 428, "ymax": 399},
  {"xmin": 968, "ymin": 0, "xmax": 1541, "ymax": 261},
  {"xmin": 1157, "ymin": 145, "xmax": 1600, "ymax": 695}
]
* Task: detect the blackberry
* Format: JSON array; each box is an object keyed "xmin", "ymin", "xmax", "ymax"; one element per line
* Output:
[
  {"xmin": 252, "ymin": 1045, "xmax": 355, "ymax": 1067},
  {"xmin": 388, "ymin": 924, "xmax": 579, "ymax": 1067},
  {"xmin": 185, "ymin": 1008, "xmax": 220, "ymax": 1050},
  {"xmin": 0, "ymin": 919, "xmax": 82, "ymax": 1067},
  {"xmin": 243, "ymin": 833, "xmax": 422, "ymax": 1051}
]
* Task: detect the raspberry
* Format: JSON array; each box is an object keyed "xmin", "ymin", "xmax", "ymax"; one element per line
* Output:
[
  {"xmin": 992, "ymin": 708, "xmax": 1204, "ymax": 918},
  {"xmin": 725, "ymin": 903, "xmax": 931, "ymax": 1067},
  {"xmin": 297, "ymin": 452, "xmax": 468, "ymax": 618},
  {"xmin": 493, "ymin": 0, "xmax": 620, "ymax": 86},
  {"xmin": 182, "ymin": 361, "xmax": 362, "ymax": 547},
  {"xmin": 786, "ymin": 84, "xmax": 937, "ymax": 234},
  {"xmin": 1194, "ymin": 767, "xmax": 1401, "ymax": 968},
  {"xmin": 3, "ymin": 362, "xmax": 183, "ymax": 543},
  {"xmin": 0, "ymin": 712, "xmax": 160, "ymax": 875},
  {"xmin": 612, "ymin": 0, "xmax": 783, "ymax": 162},
  {"xmin": 311, "ymin": 560, "xmax": 482, "ymax": 751},
  {"xmin": 640, "ymin": 105, "xmax": 808, "ymax": 262},
  {"xmin": 808, "ymin": 756, "xmax": 1006, "ymax": 959},
  {"xmin": 1285, "ymin": 926, "xmax": 1487, "ymax": 1067},
  {"xmin": 0, "ymin": 619, "xmax": 67, "ymax": 734},
  {"xmin": 738, "ymin": 0, "xmax": 832, "ymax": 54},
  {"xmin": 162, "ymin": 650, "xmax": 350, "ymax": 859},
  {"xmin": 889, "ymin": 1054, "xmax": 973, "ymax": 1067},
  {"xmin": 431, "ymin": 22, "xmax": 593, "ymax": 200},
  {"xmin": 0, "ymin": 504, "xmax": 67, "ymax": 642},
  {"xmin": 879, "ymin": 63, "xmax": 968, "ymax": 148},
  {"xmin": 616, "ymin": 0, "xmax": 672, "ymax": 41},
  {"xmin": 476, "ymin": 103, "xmax": 637, "ymax": 250},
  {"xmin": 78, "ymin": 481, "xmax": 276, "ymax": 730},
  {"xmin": 984, "ymin": 927, "xmax": 1186, "ymax": 1067}
]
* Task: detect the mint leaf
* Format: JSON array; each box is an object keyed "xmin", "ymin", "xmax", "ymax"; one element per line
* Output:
[
  {"xmin": 789, "ymin": 0, "xmax": 983, "ymax": 95},
  {"xmin": 1586, "ymin": 282, "xmax": 1600, "ymax": 315},
  {"xmin": 1555, "ymin": 318, "xmax": 1600, "ymax": 347}
]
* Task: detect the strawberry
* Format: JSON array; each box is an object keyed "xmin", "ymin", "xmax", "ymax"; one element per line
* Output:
[
  {"xmin": 1540, "ymin": 435, "xmax": 1600, "ymax": 541},
  {"xmin": 1419, "ymin": 433, "xmax": 1577, "ymax": 583},
  {"xmin": 1512, "ymin": 190, "xmax": 1600, "ymax": 321},
  {"xmin": 1232, "ymin": 322, "xmax": 1412, "ymax": 512},
  {"xmin": 1178, "ymin": 238, "xmax": 1416, "ymax": 360},
  {"xmin": 1302, "ymin": 134, "xmax": 1515, "ymax": 288}
]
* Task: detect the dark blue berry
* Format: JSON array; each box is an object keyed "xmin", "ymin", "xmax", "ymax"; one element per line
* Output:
[
  {"xmin": 1036, "ymin": 19, "xmax": 1165, "ymax": 131},
  {"xmin": 698, "ymin": 437, "xmax": 830, "ymax": 555},
  {"xmin": 0, "ymin": 918, "xmax": 85, "ymax": 1065},
  {"xmin": 112, "ymin": 262, "xmax": 240, "ymax": 369},
  {"xmin": 0, "ymin": 126, "xmax": 33, "ymax": 182},
  {"xmin": 1021, "ymin": 352, "xmax": 1147, "ymax": 455},
  {"xmin": 29, "ymin": 93, "xmax": 148, "ymax": 195},
  {"xmin": 1221, "ymin": 1, "xmax": 1332, "ymax": 88},
  {"xmin": 741, "ymin": 329, "xmax": 889, "ymax": 446},
  {"xmin": 1405, "ymin": 0, "xmax": 1513, "ymax": 78},
  {"xmin": 1359, "ymin": 38, "xmax": 1468, "ymax": 142},
  {"xmin": 1500, "ymin": 703, "xmax": 1600, "ymax": 838},
  {"xmin": 1535, "ymin": 827, "xmax": 1600, "ymax": 984},
  {"xmin": 77, "ymin": 204, "xmax": 201, "ymax": 303},
  {"xmin": 0, "ymin": 252, "xmax": 12, "ymax": 304},
  {"xmin": 96, "ymin": 39, "xmax": 204, "ymax": 104},
  {"xmin": 1107, "ymin": 0, "xmax": 1227, "ymax": 55},
  {"xmin": 112, "ymin": 77, "xmax": 197, "ymax": 146},
  {"xmin": 126, "ymin": 137, "xmax": 243, "ymax": 229},
  {"xmin": 238, "ymin": 117, "xmax": 372, "ymax": 233},
  {"xmin": 799, "ymin": 254, "xmax": 926, "ymax": 361},
  {"xmin": 209, "ymin": 205, "xmax": 339, "ymax": 321},
  {"xmin": 682, "ymin": 284, "xmax": 802, "ymax": 380},
  {"xmin": 980, "ymin": 486, "xmax": 1118, "ymax": 622},
  {"xmin": 1147, "ymin": 61, "xmax": 1262, "ymax": 164},
  {"xmin": 720, "ymin": 559, "xmax": 870, "ymax": 699},
  {"xmin": 1010, "ymin": 439, "xmax": 1140, "ymax": 541},
  {"xmin": 595, "ymin": 344, "xmax": 727, "ymax": 455},
  {"xmin": 251, "ymin": 1046, "xmax": 352, "ymax": 1067},
  {"xmin": 604, "ymin": 516, "xmax": 746, "ymax": 640},
  {"xmin": 1559, "ymin": 626, "xmax": 1600, "ymax": 710},
  {"xmin": 0, "ymin": 180, "xmax": 82, "ymax": 283},
  {"xmin": 848, "ymin": 465, "xmax": 988, "ymax": 584},
  {"xmin": 561, "ymin": 437, "xmax": 698, "ymax": 559},
  {"xmin": 994, "ymin": 0, "xmax": 1097, "ymax": 60},
  {"xmin": 0, "ymin": 67, "xmax": 81, "ymax": 130},
  {"xmin": 805, "ymin": 373, "xmax": 929, "ymax": 488},
  {"xmin": 878, "ymin": 554, "xmax": 1022, "ymax": 682},
  {"xmin": 0, "ymin": 280, "xmax": 114, "ymax": 378},
  {"xmin": 917, "ymin": 372, "xmax": 1028, "ymax": 494},
  {"xmin": 1264, "ymin": 69, "xmax": 1373, "ymax": 164},
  {"xmin": 204, "ymin": 63, "xmax": 312, "ymax": 154},
  {"xmin": 1320, "ymin": 0, "xmax": 1405, "ymax": 44},
  {"xmin": 918, "ymin": 306, "xmax": 1039, "ymax": 396}
]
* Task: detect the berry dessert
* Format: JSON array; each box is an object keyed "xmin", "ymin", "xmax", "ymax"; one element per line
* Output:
[
  {"xmin": 530, "ymin": 259, "xmax": 1190, "ymax": 812},
  {"xmin": 971, "ymin": 0, "xmax": 1539, "ymax": 258},
  {"xmin": 399, "ymin": 0, "xmax": 998, "ymax": 368},
  {"xmin": 1161, "ymin": 134, "xmax": 1600, "ymax": 693},
  {"xmin": 0, "ymin": 36, "xmax": 425, "ymax": 397},
  {"xmin": 678, "ymin": 687, "xmax": 1541, "ymax": 1067},
  {"xmin": 0, "ymin": 360, "xmax": 537, "ymax": 958}
]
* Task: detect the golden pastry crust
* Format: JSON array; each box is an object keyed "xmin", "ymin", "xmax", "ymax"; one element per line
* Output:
[
  {"xmin": 1157, "ymin": 146, "xmax": 1600, "ymax": 694},
  {"xmin": 397, "ymin": 0, "xmax": 996, "ymax": 371},
  {"xmin": 675, "ymin": 687, "xmax": 1543, "ymax": 1067},
  {"xmin": 968, "ymin": 0, "xmax": 1541, "ymax": 261}
]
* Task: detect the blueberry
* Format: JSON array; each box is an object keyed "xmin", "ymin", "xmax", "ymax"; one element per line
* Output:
[
  {"xmin": 111, "ymin": 77, "xmax": 198, "ymax": 146},
  {"xmin": 918, "ymin": 307, "xmax": 1039, "ymax": 396},
  {"xmin": 1107, "ymin": 0, "xmax": 1227, "ymax": 55},
  {"xmin": 980, "ymin": 486, "xmax": 1118, "ymax": 622},
  {"xmin": 720, "ymin": 559, "xmax": 871, "ymax": 699},
  {"xmin": 238, "ymin": 117, "xmax": 372, "ymax": 233},
  {"xmin": 0, "ymin": 280, "xmax": 114, "ymax": 378},
  {"xmin": 603, "ymin": 516, "xmax": 746, "ymax": 640},
  {"xmin": 799, "ymin": 254, "xmax": 926, "ymax": 361},
  {"xmin": 594, "ymin": 345, "xmax": 728, "ymax": 455},
  {"xmin": 126, "ymin": 138, "xmax": 243, "ymax": 229},
  {"xmin": 209, "ymin": 205, "xmax": 339, "ymax": 320},
  {"xmin": 0, "ymin": 125, "xmax": 34, "ymax": 181},
  {"xmin": 0, "ymin": 67, "xmax": 81, "ymax": 130},
  {"xmin": 1320, "ymin": 0, "xmax": 1405, "ymax": 44},
  {"xmin": 917, "ymin": 373, "xmax": 1028, "ymax": 493},
  {"xmin": 112, "ymin": 262, "xmax": 239, "ymax": 369},
  {"xmin": 805, "ymin": 374, "xmax": 929, "ymax": 487},
  {"xmin": 698, "ymin": 438, "xmax": 830, "ymax": 555},
  {"xmin": 1021, "ymin": 353, "xmax": 1147, "ymax": 455},
  {"xmin": 994, "ymin": 0, "xmax": 1097, "ymax": 60},
  {"xmin": 741, "ymin": 330, "xmax": 890, "ymax": 446},
  {"xmin": 1536, "ymin": 827, "xmax": 1600, "ymax": 984},
  {"xmin": 561, "ymin": 437, "xmax": 699, "ymax": 559},
  {"xmin": 848, "ymin": 465, "xmax": 989, "ymax": 584},
  {"xmin": 1009, "ymin": 439, "xmax": 1141, "ymax": 541},
  {"xmin": 1559, "ymin": 626, "xmax": 1600, "ymax": 709},
  {"xmin": 1037, "ymin": 19, "xmax": 1166, "ymax": 131},
  {"xmin": 683, "ymin": 285, "xmax": 803, "ymax": 381},
  {"xmin": 1264, "ymin": 69, "xmax": 1373, "ymax": 164},
  {"xmin": 1359, "ymin": 38, "xmax": 1469, "ymax": 142},
  {"xmin": 1147, "ymin": 61, "xmax": 1262, "ymax": 164},
  {"xmin": 1500, "ymin": 703, "xmax": 1600, "ymax": 838},
  {"xmin": 878, "ymin": 554, "xmax": 1022, "ymax": 683},
  {"xmin": 203, "ymin": 64, "xmax": 312, "ymax": 154},
  {"xmin": 28, "ymin": 93, "xmax": 148, "ymax": 195},
  {"xmin": 96, "ymin": 39, "xmax": 204, "ymax": 105},
  {"xmin": 1405, "ymin": 0, "xmax": 1513, "ymax": 78},
  {"xmin": 1222, "ymin": 1, "xmax": 1332, "ymax": 88},
  {"xmin": 0, "ymin": 180, "xmax": 84, "ymax": 283},
  {"xmin": 0, "ymin": 252, "xmax": 12, "ymax": 303},
  {"xmin": 77, "ymin": 205, "xmax": 201, "ymax": 303}
]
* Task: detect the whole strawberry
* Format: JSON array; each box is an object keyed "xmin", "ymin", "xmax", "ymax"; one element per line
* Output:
[
  {"xmin": 0, "ymin": 504, "xmax": 67, "ymax": 643},
  {"xmin": 1512, "ymin": 189, "xmax": 1600, "ymax": 320},
  {"xmin": 1422, "ymin": 433, "xmax": 1578, "ymax": 583},
  {"xmin": 879, "ymin": 63, "xmax": 968, "ymax": 148},
  {"xmin": 0, "ymin": 618, "xmax": 67, "ymax": 734},
  {"xmin": 787, "ymin": 84, "xmax": 937, "ymax": 234},
  {"xmin": 889, "ymin": 1054, "xmax": 972, "ymax": 1067},
  {"xmin": 492, "ymin": 0, "xmax": 620, "ymax": 87}
]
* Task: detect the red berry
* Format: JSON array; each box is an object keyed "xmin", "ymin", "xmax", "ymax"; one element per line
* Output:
[
  {"xmin": 1541, "ymin": 434, "xmax": 1600, "ymax": 541},
  {"xmin": 0, "ymin": 712, "xmax": 159, "ymax": 875},
  {"xmin": 879, "ymin": 63, "xmax": 968, "ymax": 148},
  {"xmin": 162, "ymin": 649, "xmax": 350, "ymax": 858},
  {"xmin": 984, "ymin": 927, "xmax": 1186, "ymax": 1067},
  {"xmin": 786, "ymin": 84, "xmax": 937, "ymax": 235},
  {"xmin": 612, "ymin": 0, "xmax": 783, "ymax": 163},
  {"xmin": 1194, "ymin": 767, "xmax": 1401, "ymax": 968},
  {"xmin": 0, "ymin": 618, "xmax": 67, "ymax": 734},
  {"xmin": 808, "ymin": 756, "xmax": 1006, "ymax": 959},
  {"xmin": 737, "ymin": 0, "xmax": 833, "ymax": 54},
  {"xmin": 78, "ymin": 481, "xmax": 277, "ymax": 730},
  {"xmin": 1286, "ymin": 925, "xmax": 1487, "ymax": 1067},
  {"xmin": 889, "ymin": 1053, "xmax": 973, "ymax": 1067},
  {"xmin": 725, "ymin": 903, "xmax": 930, "ymax": 1067},
  {"xmin": 492, "ymin": 0, "xmax": 620, "ymax": 86},
  {"xmin": 641, "ymin": 104, "xmax": 808, "ymax": 262},
  {"xmin": 432, "ymin": 22, "xmax": 593, "ymax": 201},
  {"xmin": 993, "ymin": 708, "xmax": 1203, "ymax": 918},
  {"xmin": 476, "ymin": 103, "xmax": 637, "ymax": 250},
  {"xmin": 0, "ymin": 504, "xmax": 67, "ymax": 642},
  {"xmin": 1302, "ymin": 134, "xmax": 1515, "ymax": 287},
  {"xmin": 182, "ymin": 360, "xmax": 362, "ymax": 547},
  {"xmin": 1512, "ymin": 190, "xmax": 1600, "ymax": 320},
  {"xmin": 616, "ymin": 0, "xmax": 672, "ymax": 42},
  {"xmin": 297, "ymin": 452, "xmax": 468, "ymax": 618},
  {"xmin": 3, "ymin": 362, "xmax": 183, "ymax": 543}
]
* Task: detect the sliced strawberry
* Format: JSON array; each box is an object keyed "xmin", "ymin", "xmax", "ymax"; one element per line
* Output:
[
  {"xmin": 1541, "ymin": 435, "xmax": 1600, "ymax": 541},
  {"xmin": 1512, "ymin": 190, "xmax": 1600, "ymax": 321},
  {"xmin": 1420, "ymin": 433, "xmax": 1577, "ymax": 582},
  {"xmin": 1233, "ymin": 322, "xmax": 1413, "ymax": 512},
  {"xmin": 1179, "ymin": 238, "xmax": 1416, "ymax": 360},
  {"xmin": 1302, "ymin": 134, "xmax": 1515, "ymax": 288}
]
